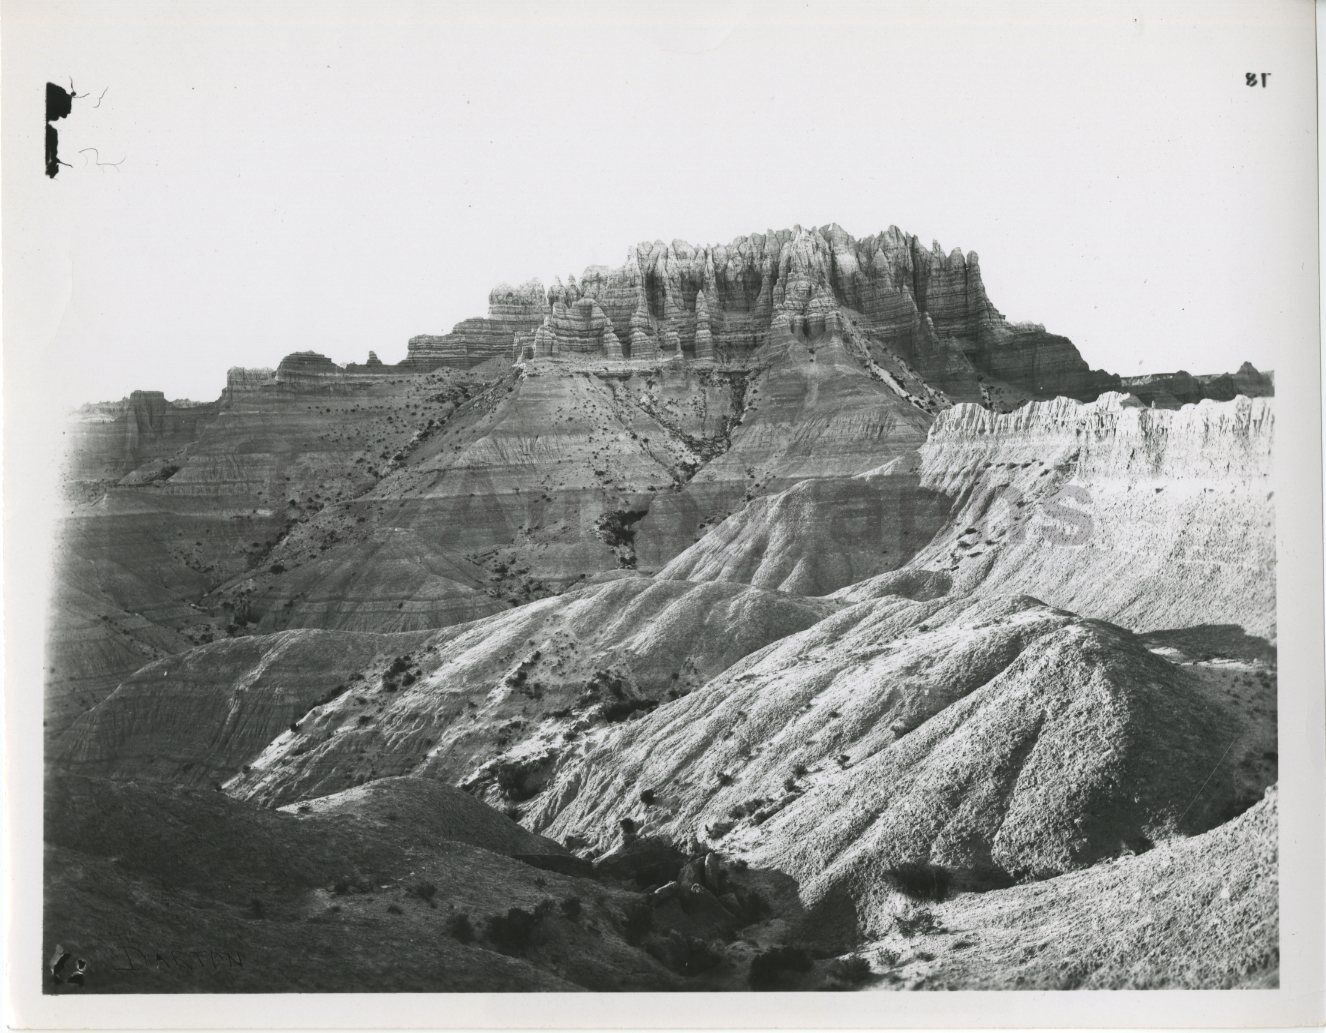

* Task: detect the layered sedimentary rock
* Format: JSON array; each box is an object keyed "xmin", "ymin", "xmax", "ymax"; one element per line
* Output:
[
  {"xmin": 226, "ymin": 575, "xmax": 834, "ymax": 808},
  {"xmin": 406, "ymin": 281, "xmax": 547, "ymax": 369},
  {"xmin": 656, "ymin": 460, "xmax": 949, "ymax": 596},
  {"xmin": 236, "ymin": 357, "xmax": 749, "ymax": 630},
  {"xmin": 526, "ymin": 593, "xmax": 1263, "ymax": 888},
  {"xmin": 632, "ymin": 328, "xmax": 936, "ymax": 568},
  {"xmin": 1120, "ymin": 361, "xmax": 1274, "ymax": 408},
  {"xmin": 64, "ymin": 390, "xmax": 218, "ymax": 487},
  {"xmin": 394, "ymin": 225, "xmax": 1126, "ymax": 407},
  {"xmin": 48, "ymin": 359, "xmax": 499, "ymax": 730},
  {"xmin": 902, "ymin": 392, "xmax": 1275, "ymax": 637},
  {"xmin": 54, "ymin": 629, "xmax": 427, "ymax": 787}
]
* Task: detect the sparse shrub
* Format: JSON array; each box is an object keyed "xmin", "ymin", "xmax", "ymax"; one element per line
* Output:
[
  {"xmin": 621, "ymin": 899, "xmax": 654, "ymax": 945},
  {"xmin": 560, "ymin": 896, "xmax": 583, "ymax": 920},
  {"xmin": 894, "ymin": 905, "xmax": 939, "ymax": 938},
  {"xmin": 269, "ymin": 562, "xmax": 287, "ymax": 574},
  {"xmin": 782, "ymin": 776, "xmax": 800, "ymax": 793},
  {"xmin": 827, "ymin": 956, "xmax": 872, "ymax": 987},
  {"xmin": 792, "ymin": 763, "xmax": 809, "ymax": 778},
  {"xmin": 248, "ymin": 898, "xmax": 266, "ymax": 919},
  {"xmin": 411, "ymin": 880, "xmax": 438, "ymax": 902},
  {"xmin": 728, "ymin": 798, "xmax": 766, "ymax": 820},
  {"xmin": 874, "ymin": 946, "xmax": 900, "ymax": 966},
  {"xmin": 493, "ymin": 754, "xmax": 553, "ymax": 802},
  {"xmin": 748, "ymin": 945, "xmax": 813, "ymax": 989},
  {"xmin": 619, "ymin": 816, "xmax": 638, "ymax": 840},
  {"xmin": 533, "ymin": 898, "xmax": 556, "ymax": 920},
  {"xmin": 332, "ymin": 874, "xmax": 372, "ymax": 896},
  {"xmin": 716, "ymin": 771, "xmax": 735, "ymax": 787},
  {"xmin": 386, "ymin": 903, "xmax": 403, "ymax": 915},
  {"xmin": 599, "ymin": 696, "xmax": 658, "ymax": 723},
  {"xmin": 297, "ymin": 803, "xmax": 311, "ymax": 814},
  {"xmin": 639, "ymin": 788, "xmax": 657, "ymax": 806},
  {"xmin": 885, "ymin": 862, "xmax": 952, "ymax": 902},
  {"xmin": 485, "ymin": 907, "xmax": 539, "ymax": 955},
  {"xmin": 738, "ymin": 888, "xmax": 771, "ymax": 922},
  {"xmin": 447, "ymin": 913, "xmax": 475, "ymax": 943}
]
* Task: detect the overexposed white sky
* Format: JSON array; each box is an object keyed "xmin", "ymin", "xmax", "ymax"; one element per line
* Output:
[{"xmin": 3, "ymin": 0, "xmax": 1318, "ymax": 407}]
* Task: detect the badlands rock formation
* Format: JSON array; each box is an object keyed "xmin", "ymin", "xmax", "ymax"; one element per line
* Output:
[
  {"xmin": 404, "ymin": 225, "xmax": 1120, "ymax": 407},
  {"xmin": 863, "ymin": 786, "xmax": 1279, "ymax": 990},
  {"xmin": 46, "ymin": 223, "xmax": 1278, "ymax": 992},
  {"xmin": 1120, "ymin": 361, "xmax": 1273, "ymax": 408},
  {"xmin": 526, "ymin": 595, "xmax": 1256, "ymax": 884},
  {"xmin": 906, "ymin": 392, "xmax": 1275, "ymax": 637}
]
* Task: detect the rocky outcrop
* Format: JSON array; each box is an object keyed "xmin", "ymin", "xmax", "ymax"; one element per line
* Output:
[
  {"xmin": 64, "ymin": 390, "xmax": 217, "ymax": 486},
  {"xmin": 406, "ymin": 280, "xmax": 547, "ymax": 370},
  {"xmin": 884, "ymin": 786, "xmax": 1278, "ymax": 989},
  {"xmin": 226, "ymin": 576, "xmax": 834, "ymax": 808},
  {"xmin": 54, "ymin": 629, "xmax": 427, "ymax": 787},
  {"xmin": 656, "ymin": 460, "xmax": 949, "ymax": 596},
  {"xmin": 904, "ymin": 392, "xmax": 1275, "ymax": 637},
  {"xmin": 392, "ymin": 224, "xmax": 1137, "ymax": 407},
  {"xmin": 49, "ymin": 362, "xmax": 503, "ymax": 733},
  {"xmin": 526, "ymin": 593, "xmax": 1263, "ymax": 890},
  {"xmin": 633, "ymin": 330, "xmax": 936, "ymax": 569},
  {"xmin": 1121, "ymin": 361, "xmax": 1274, "ymax": 408}
]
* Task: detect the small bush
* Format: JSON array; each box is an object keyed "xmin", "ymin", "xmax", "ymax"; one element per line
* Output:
[
  {"xmin": 885, "ymin": 862, "xmax": 952, "ymax": 902},
  {"xmin": 386, "ymin": 903, "xmax": 403, "ymax": 915},
  {"xmin": 621, "ymin": 899, "xmax": 654, "ymax": 945},
  {"xmin": 411, "ymin": 880, "xmax": 438, "ymax": 902},
  {"xmin": 639, "ymin": 788, "xmax": 657, "ymax": 806},
  {"xmin": 827, "ymin": 956, "xmax": 872, "ymax": 987},
  {"xmin": 248, "ymin": 898, "xmax": 266, "ymax": 919},
  {"xmin": 448, "ymin": 913, "xmax": 475, "ymax": 943},
  {"xmin": 485, "ymin": 907, "xmax": 539, "ymax": 955},
  {"xmin": 748, "ymin": 945, "xmax": 813, "ymax": 989},
  {"xmin": 874, "ymin": 946, "xmax": 900, "ymax": 966},
  {"xmin": 894, "ymin": 906, "xmax": 939, "ymax": 938},
  {"xmin": 560, "ymin": 896, "xmax": 583, "ymax": 921}
]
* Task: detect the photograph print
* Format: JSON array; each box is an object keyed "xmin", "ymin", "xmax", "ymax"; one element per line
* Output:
[{"xmin": 5, "ymin": 0, "xmax": 1321, "ymax": 1014}]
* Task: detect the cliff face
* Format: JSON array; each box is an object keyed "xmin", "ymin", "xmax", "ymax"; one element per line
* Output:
[
  {"xmin": 905, "ymin": 392, "xmax": 1275, "ymax": 637},
  {"xmin": 406, "ymin": 281, "xmax": 548, "ymax": 369},
  {"xmin": 401, "ymin": 224, "xmax": 1121, "ymax": 406}
]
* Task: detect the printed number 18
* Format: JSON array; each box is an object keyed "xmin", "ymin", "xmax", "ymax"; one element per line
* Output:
[{"xmin": 1246, "ymin": 73, "xmax": 1270, "ymax": 87}]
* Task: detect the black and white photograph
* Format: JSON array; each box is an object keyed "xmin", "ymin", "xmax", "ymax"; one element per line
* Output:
[{"xmin": 3, "ymin": 0, "xmax": 1323, "ymax": 1027}]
